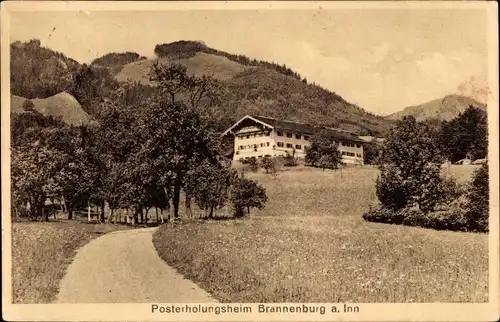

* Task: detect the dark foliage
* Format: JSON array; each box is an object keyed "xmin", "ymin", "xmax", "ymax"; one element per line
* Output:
[
  {"xmin": 10, "ymin": 40, "xmax": 80, "ymax": 98},
  {"xmin": 465, "ymin": 163, "xmax": 489, "ymax": 232},
  {"xmin": 305, "ymin": 130, "xmax": 342, "ymax": 170},
  {"xmin": 91, "ymin": 52, "xmax": 147, "ymax": 75},
  {"xmin": 230, "ymin": 177, "xmax": 268, "ymax": 218},
  {"xmin": 438, "ymin": 106, "xmax": 488, "ymax": 163}
]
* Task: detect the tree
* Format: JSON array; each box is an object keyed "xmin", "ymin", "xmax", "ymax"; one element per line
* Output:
[
  {"xmin": 378, "ymin": 116, "xmax": 444, "ymax": 213},
  {"xmin": 135, "ymin": 99, "xmax": 220, "ymax": 218},
  {"xmin": 230, "ymin": 177, "xmax": 268, "ymax": 218},
  {"xmin": 438, "ymin": 106, "xmax": 488, "ymax": 163},
  {"xmin": 363, "ymin": 140, "xmax": 382, "ymax": 165},
  {"xmin": 465, "ymin": 163, "xmax": 489, "ymax": 232},
  {"xmin": 185, "ymin": 161, "xmax": 236, "ymax": 218},
  {"xmin": 305, "ymin": 129, "xmax": 342, "ymax": 170},
  {"xmin": 261, "ymin": 155, "xmax": 276, "ymax": 175}
]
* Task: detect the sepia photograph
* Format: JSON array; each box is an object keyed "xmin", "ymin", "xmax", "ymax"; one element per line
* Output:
[{"xmin": 1, "ymin": 1, "xmax": 499, "ymax": 321}]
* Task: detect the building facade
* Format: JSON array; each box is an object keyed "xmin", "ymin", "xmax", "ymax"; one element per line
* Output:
[{"xmin": 222, "ymin": 115, "xmax": 365, "ymax": 165}]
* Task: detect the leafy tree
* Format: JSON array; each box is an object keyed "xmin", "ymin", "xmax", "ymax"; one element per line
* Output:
[
  {"xmin": 465, "ymin": 163, "xmax": 489, "ymax": 232},
  {"xmin": 261, "ymin": 155, "xmax": 276, "ymax": 174},
  {"xmin": 438, "ymin": 106, "xmax": 488, "ymax": 163},
  {"xmin": 378, "ymin": 116, "xmax": 444, "ymax": 213},
  {"xmin": 185, "ymin": 161, "xmax": 236, "ymax": 218},
  {"xmin": 230, "ymin": 177, "xmax": 268, "ymax": 218},
  {"xmin": 305, "ymin": 129, "xmax": 342, "ymax": 170},
  {"xmin": 363, "ymin": 140, "xmax": 382, "ymax": 165},
  {"xmin": 68, "ymin": 64, "xmax": 119, "ymax": 115},
  {"xmin": 135, "ymin": 99, "xmax": 220, "ymax": 218}
]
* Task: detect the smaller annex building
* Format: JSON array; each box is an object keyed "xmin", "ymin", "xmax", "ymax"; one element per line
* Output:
[{"xmin": 222, "ymin": 115, "xmax": 365, "ymax": 165}]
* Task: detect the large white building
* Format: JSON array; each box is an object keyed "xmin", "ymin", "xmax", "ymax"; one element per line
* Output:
[{"xmin": 222, "ymin": 115, "xmax": 365, "ymax": 165}]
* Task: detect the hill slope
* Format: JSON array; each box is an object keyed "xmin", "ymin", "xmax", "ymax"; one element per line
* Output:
[
  {"xmin": 115, "ymin": 41, "xmax": 393, "ymax": 136},
  {"xmin": 387, "ymin": 95, "xmax": 486, "ymax": 122},
  {"xmin": 11, "ymin": 92, "xmax": 92, "ymax": 125},
  {"xmin": 11, "ymin": 40, "xmax": 81, "ymax": 99}
]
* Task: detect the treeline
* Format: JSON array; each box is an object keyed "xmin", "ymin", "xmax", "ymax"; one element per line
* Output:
[
  {"xmin": 362, "ymin": 106, "xmax": 488, "ymax": 166},
  {"xmin": 90, "ymin": 52, "xmax": 147, "ymax": 70},
  {"xmin": 11, "ymin": 63, "xmax": 268, "ymax": 223}
]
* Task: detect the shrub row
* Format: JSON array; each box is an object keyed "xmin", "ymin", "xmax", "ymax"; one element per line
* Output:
[{"xmin": 363, "ymin": 204, "xmax": 486, "ymax": 232}]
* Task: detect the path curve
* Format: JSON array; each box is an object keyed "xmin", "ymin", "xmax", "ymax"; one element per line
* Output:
[{"xmin": 55, "ymin": 227, "xmax": 218, "ymax": 303}]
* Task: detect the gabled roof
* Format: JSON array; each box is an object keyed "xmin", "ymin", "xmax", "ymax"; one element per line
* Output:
[
  {"xmin": 223, "ymin": 114, "xmax": 366, "ymax": 143},
  {"xmin": 251, "ymin": 115, "xmax": 316, "ymax": 135}
]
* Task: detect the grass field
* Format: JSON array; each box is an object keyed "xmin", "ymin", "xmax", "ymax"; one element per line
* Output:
[
  {"xmin": 11, "ymin": 220, "xmax": 133, "ymax": 303},
  {"xmin": 153, "ymin": 165, "xmax": 488, "ymax": 302}
]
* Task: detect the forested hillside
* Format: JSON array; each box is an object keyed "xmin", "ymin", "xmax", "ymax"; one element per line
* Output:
[{"xmin": 10, "ymin": 39, "xmax": 394, "ymax": 136}]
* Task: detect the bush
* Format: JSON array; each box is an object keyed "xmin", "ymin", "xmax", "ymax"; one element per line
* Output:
[
  {"xmin": 248, "ymin": 157, "xmax": 259, "ymax": 172},
  {"xmin": 261, "ymin": 156, "xmax": 276, "ymax": 175},
  {"xmin": 283, "ymin": 150, "xmax": 297, "ymax": 167},
  {"xmin": 375, "ymin": 164, "xmax": 411, "ymax": 211},
  {"xmin": 465, "ymin": 163, "xmax": 489, "ymax": 232},
  {"xmin": 363, "ymin": 204, "xmax": 469, "ymax": 232}
]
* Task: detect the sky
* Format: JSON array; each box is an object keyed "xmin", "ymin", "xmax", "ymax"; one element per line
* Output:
[{"xmin": 9, "ymin": 6, "xmax": 490, "ymax": 115}]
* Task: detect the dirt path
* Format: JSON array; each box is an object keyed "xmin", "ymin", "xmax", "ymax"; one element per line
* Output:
[{"xmin": 55, "ymin": 227, "xmax": 218, "ymax": 303}]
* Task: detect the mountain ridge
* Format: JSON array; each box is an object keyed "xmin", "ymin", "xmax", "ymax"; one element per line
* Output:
[
  {"xmin": 11, "ymin": 39, "xmax": 394, "ymax": 136},
  {"xmin": 387, "ymin": 94, "xmax": 486, "ymax": 122}
]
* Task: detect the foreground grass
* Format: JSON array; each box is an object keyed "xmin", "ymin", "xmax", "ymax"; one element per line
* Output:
[
  {"xmin": 11, "ymin": 220, "xmax": 134, "ymax": 303},
  {"xmin": 154, "ymin": 217, "xmax": 488, "ymax": 303},
  {"xmin": 153, "ymin": 165, "xmax": 487, "ymax": 302}
]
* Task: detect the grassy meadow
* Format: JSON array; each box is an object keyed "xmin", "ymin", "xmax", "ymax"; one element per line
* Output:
[
  {"xmin": 11, "ymin": 220, "xmax": 133, "ymax": 303},
  {"xmin": 153, "ymin": 165, "xmax": 488, "ymax": 302}
]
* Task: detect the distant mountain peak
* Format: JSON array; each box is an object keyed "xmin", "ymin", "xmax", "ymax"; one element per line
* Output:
[{"xmin": 387, "ymin": 94, "xmax": 486, "ymax": 122}]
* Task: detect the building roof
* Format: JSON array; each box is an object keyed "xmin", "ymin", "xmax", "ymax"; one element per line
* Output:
[
  {"xmin": 223, "ymin": 114, "xmax": 365, "ymax": 143},
  {"xmin": 251, "ymin": 115, "xmax": 365, "ymax": 143}
]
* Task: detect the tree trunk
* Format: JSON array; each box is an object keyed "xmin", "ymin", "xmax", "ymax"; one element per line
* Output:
[
  {"xmin": 88, "ymin": 201, "xmax": 91, "ymax": 222},
  {"xmin": 185, "ymin": 195, "xmax": 192, "ymax": 217},
  {"xmin": 68, "ymin": 209, "xmax": 73, "ymax": 220},
  {"xmin": 140, "ymin": 208, "xmax": 144, "ymax": 223},
  {"xmin": 155, "ymin": 207, "xmax": 159, "ymax": 224},
  {"xmin": 43, "ymin": 206, "xmax": 49, "ymax": 222},
  {"xmin": 173, "ymin": 179, "xmax": 181, "ymax": 218},
  {"xmin": 160, "ymin": 209, "xmax": 164, "ymax": 223},
  {"xmin": 100, "ymin": 201, "xmax": 105, "ymax": 222},
  {"xmin": 209, "ymin": 206, "xmax": 214, "ymax": 219}
]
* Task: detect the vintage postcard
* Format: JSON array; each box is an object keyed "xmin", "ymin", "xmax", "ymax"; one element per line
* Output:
[{"xmin": 1, "ymin": 1, "xmax": 499, "ymax": 321}]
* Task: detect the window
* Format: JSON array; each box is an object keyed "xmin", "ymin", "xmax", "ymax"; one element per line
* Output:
[
  {"xmin": 258, "ymin": 155, "xmax": 263, "ymax": 158},
  {"xmin": 277, "ymin": 131, "xmax": 283, "ymax": 136},
  {"xmin": 304, "ymin": 135, "xmax": 310, "ymax": 141},
  {"xmin": 266, "ymin": 142, "xmax": 270, "ymax": 147},
  {"xmin": 356, "ymin": 144, "xmax": 361, "ymax": 148},
  {"xmin": 286, "ymin": 143, "xmax": 293, "ymax": 148},
  {"xmin": 260, "ymin": 143, "xmax": 265, "ymax": 147},
  {"xmin": 265, "ymin": 132, "xmax": 270, "ymax": 136},
  {"xmin": 356, "ymin": 153, "xmax": 361, "ymax": 158},
  {"xmin": 246, "ymin": 135, "xmax": 250, "ymax": 139},
  {"xmin": 342, "ymin": 151, "xmax": 346, "ymax": 156},
  {"xmin": 295, "ymin": 144, "xmax": 302, "ymax": 150},
  {"xmin": 296, "ymin": 134, "xmax": 302, "ymax": 139},
  {"xmin": 277, "ymin": 142, "xmax": 284, "ymax": 147},
  {"xmin": 286, "ymin": 133, "xmax": 293, "ymax": 138},
  {"xmin": 254, "ymin": 144, "xmax": 258, "ymax": 152}
]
